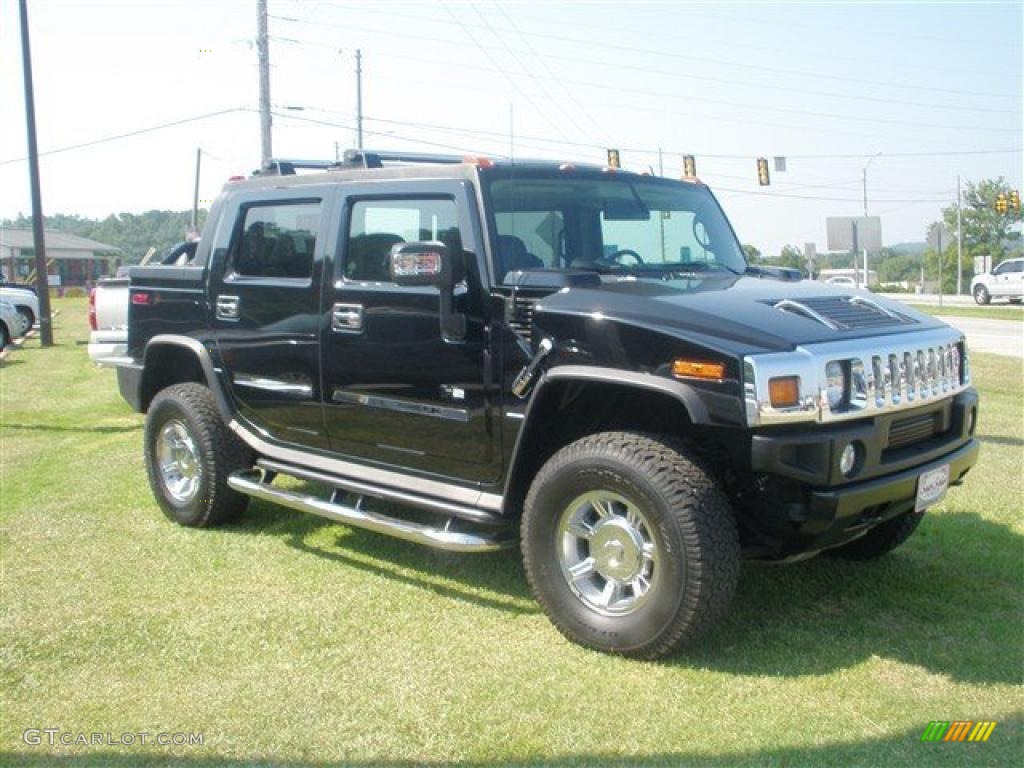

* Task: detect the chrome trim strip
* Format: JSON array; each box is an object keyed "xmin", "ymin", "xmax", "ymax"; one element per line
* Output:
[
  {"xmin": 228, "ymin": 470, "xmax": 514, "ymax": 552},
  {"xmin": 772, "ymin": 299, "xmax": 839, "ymax": 330},
  {"xmin": 228, "ymin": 418, "xmax": 504, "ymax": 512},
  {"xmin": 847, "ymin": 295, "xmax": 906, "ymax": 322},
  {"xmin": 257, "ymin": 459, "xmax": 507, "ymax": 526},
  {"xmin": 94, "ymin": 355, "xmax": 140, "ymax": 369},
  {"xmin": 234, "ymin": 373, "xmax": 313, "ymax": 397},
  {"xmin": 745, "ymin": 327, "xmax": 968, "ymax": 426},
  {"xmin": 332, "ymin": 390, "xmax": 469, "ymax": 422}
]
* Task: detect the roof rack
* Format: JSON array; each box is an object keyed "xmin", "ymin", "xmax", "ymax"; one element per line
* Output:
[
  {"xmin": 254, "ymin": 150, "xmax": 470, "ymax": 176},
  {"xmin": 342, "ymin": 149, "xmax": 466, "ymax": 169},
  {"xmin": 255, "ymin": 158, "xmax": 341, "ymax": 176}
]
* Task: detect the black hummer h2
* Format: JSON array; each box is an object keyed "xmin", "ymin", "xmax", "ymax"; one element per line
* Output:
[{"xmin": 110, "ymin": 150, "xmax": 979, "ymax": 659}]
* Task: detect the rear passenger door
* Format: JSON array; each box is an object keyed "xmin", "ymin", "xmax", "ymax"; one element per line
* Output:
[{"xmin": 208, "ymin": 186, "xmax": 335, "ymax": 449}]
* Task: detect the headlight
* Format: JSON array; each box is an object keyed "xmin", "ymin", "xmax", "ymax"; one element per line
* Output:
[{"xmin": 825, "ymin": 361, "xmax": 848, "ymax": 410}]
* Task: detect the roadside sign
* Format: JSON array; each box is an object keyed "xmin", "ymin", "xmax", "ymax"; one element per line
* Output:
[{"xmin": 827, "ymin": 216, "xmax": 882, "ymax": 253}]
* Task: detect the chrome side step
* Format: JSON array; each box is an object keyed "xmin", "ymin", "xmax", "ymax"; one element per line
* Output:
[
  {"xmin": 227, "ymin": 469, "xmax": 516, "ymax": 553},
  {"xmin": 256, "ymin": 458, "xmax": 505, "ymax": 526}
]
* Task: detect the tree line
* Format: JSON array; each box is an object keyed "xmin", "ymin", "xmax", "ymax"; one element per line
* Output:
[{"xmin": 2, "ymin": 210, "xmax": 208, "ymax": 265}]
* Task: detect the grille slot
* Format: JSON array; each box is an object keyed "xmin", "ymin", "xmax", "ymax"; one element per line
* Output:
[
  {"xmin": 887, "ymin": 413, "xmax": 939, "ymax": 450},
  {"xmin": 508, "ymin": 295, "xmax": 537, "ymax": 340}
]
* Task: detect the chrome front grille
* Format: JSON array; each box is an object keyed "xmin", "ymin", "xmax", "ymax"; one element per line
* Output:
[
  {"xmin": 745, "ymin": 327, "xmax": 969, "ymax": 426},
  {"xmin": 845, "ymin": 340, "xmax": 961, "ymax": 417}
]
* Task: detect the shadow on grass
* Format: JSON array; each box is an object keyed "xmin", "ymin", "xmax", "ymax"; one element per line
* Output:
[
  {"xmin": 979, "ymin": 434, "xmax": 1024, "ymax": 448},
  {"xmin": 236, "ymin": 500, "xmax": 534, "ymax": 616},
  {"xmin": 1, "ymin": 422, "xmax": 141, "ymax": 434},
  {"xmin": 231, "ymin": 498, "xmax": 1022, "ymax": 685},
  {"xmin": 2, "ymin": 713, "xmax": 1020, "ymax": 767}
]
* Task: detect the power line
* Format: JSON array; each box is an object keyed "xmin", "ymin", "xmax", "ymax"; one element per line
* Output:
[
  {"xmin": 271, "ymin": 27, "xmax": 1021, "ymax": 122},
  {"xmin": 712, "ymin": 185, "xmax": 957, "ymax": 204},
  {"xmin": 0, "ymin": 108, "xmax": 248, "ymax": 166},
  {"xmin": 283, "ymin": 6, "xmax": 1021, "ymax": 101}
]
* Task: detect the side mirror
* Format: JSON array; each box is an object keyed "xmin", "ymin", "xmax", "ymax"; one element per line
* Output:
[
  {"xmin": 389, "ymin": 241, "xmax": 466, "ymax": 340},
  {"xmin": 389, "ymin": 241, "xmax": 452, "ymax": 287}
]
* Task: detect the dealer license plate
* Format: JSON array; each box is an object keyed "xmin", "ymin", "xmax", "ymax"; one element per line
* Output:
[{"xmin": 915, "ymin": 464, "xmax": 950, "ymax": 512}]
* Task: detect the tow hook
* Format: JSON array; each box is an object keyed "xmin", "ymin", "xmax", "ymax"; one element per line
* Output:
[{"xmin": 512, "ymin": 338, "xmax": 554, "ymax": 398}]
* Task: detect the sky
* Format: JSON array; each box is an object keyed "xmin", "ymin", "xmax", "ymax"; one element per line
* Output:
[{"xmin": 1, "ymin": 0, "xmax": 1021, "ymax": 256}]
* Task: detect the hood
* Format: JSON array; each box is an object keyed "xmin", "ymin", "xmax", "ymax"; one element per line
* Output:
[{"xmin": 532, "ymin": 274, "xmax": 946, "ymax": 355}]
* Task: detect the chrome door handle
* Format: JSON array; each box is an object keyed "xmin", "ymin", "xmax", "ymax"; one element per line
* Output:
[
  {"xmin": 216, "ymin": 294, "xmax": 240, "ymax": 321},
  {"xmin": 331, "ymin": 303, "xmax": 364, "ymax": 333}
]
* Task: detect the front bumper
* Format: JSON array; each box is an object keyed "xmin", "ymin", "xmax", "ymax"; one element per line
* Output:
[{"xmin": 746, "ymin": 389, "xmax": 979, "ymax": 556}]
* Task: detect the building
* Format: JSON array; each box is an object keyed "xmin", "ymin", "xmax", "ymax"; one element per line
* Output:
[{"xmin": 0, "ymin": 228, "xmax": 120, "ymax": 288}]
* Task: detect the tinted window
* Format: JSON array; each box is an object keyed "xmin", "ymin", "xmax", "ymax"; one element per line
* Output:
[
  {"xmin": 346, "ymin": 198, "xmax": 462, "ymax": 282},
  {"xmin": 495, "ymin": 210, "xmax": 564, "ymax": 271},
  {"xmin": 234, "ymin": 201, "xmax": 320, "ymax": 279}
]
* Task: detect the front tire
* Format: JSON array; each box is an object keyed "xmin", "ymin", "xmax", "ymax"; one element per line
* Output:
[
  {"xmin": 144, "ymin": 383, "xmax": 253, "ymax": 527},
  {"xmin": 828, "ymin": 509, "xmax": 925, "ymax": 560},
  {"xmin": 521, "ymin": 432, "xmax": 740, "ymax": 659},
  {"xmin": 974, "ymin": 285, "xmax": 990, "ymax": 305}
]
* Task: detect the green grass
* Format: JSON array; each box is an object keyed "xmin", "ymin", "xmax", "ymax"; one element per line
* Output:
[
  {"xmin": 2, "ymin": 298, "xmax": 1022, "ymax": 767},
  {"xmin": 907, "ymin": 303, "xmax": 1024, "ymax": 322}
]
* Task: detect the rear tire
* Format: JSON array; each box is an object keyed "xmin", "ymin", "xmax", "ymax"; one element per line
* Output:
[
  {"xmin": 16, "ymin": 307, "xmax": 34, "ymax": 332},
  {"xmin": 0, "ymin": 321, "xmax": 9, "ymax": 349},
  {"xmin": 521, "ymin": 431, "xmax": 740, "ymax": 659},
  {"xmin": 827, "ymin": 509, "xmax": 925, "ymax": 560},
  {"xmin": 974, "ymin": 285, "xmax": 990, "ymax": 305},
  {"xmin": 145, "ymin": 383, "xmax": 253, "ymax": 527}
]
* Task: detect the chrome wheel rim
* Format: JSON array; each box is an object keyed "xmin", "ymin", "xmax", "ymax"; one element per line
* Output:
[
  {"xmin": 556, "ymin": 491, "xmax": 660, "ymax": 616},
  {"xmin": 156, "ymin": 419, "xmax": 201, "ymax": 503}
]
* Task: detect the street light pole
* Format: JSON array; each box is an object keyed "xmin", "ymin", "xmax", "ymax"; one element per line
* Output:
[{"xmin": 861, "ymin": 152, "xmax": 881, "ymax": 288}]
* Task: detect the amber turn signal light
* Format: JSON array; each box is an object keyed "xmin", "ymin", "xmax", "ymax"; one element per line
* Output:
[
  {"xmin": 672, "ymin": 359, "xmax": 726, "ymax": 381},
  {"xmin": 768, "ymin": 376, "xmax": 800, "ymax": 408}
]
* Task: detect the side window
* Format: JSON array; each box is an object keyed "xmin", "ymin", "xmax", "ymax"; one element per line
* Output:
[
  {"xmin": 495, "ymin": 210, "xmax": 564, "ymax": 274},
  {"xmin": 233, "ymin": 201, "xmax": 321, "ymax": 279},
  {"xmin": 346, "ymin": 198, "xmax": 462, "ymax": 282}
]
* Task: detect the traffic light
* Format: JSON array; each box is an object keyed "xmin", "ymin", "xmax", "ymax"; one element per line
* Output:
[
  {"xmin": 1010, "ymin": 190, "xmax": 1021, "ymax": 212},
  {"xmin": 682, "ymin": 155, "xmax": 697, "ymax": 179},
  {"xmin": 606, "ymin": 149, "xmax": 621, "ymax": 169},
  {"xmin": 756, "ymin": 157, "xmax": 770, "ymax": 186},
  {"xmin": 995, "ymin": 194, "xmax": 1008, "ymax": 214}
]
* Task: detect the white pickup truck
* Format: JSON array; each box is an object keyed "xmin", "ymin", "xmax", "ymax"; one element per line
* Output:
[
  {"xmin": 87, "ymin": 277, "xmax": 129, "ymax": 363},
  {"xmin": 88, "ymin": 241, "xmax": 198, "ymax": 364},
  {"xmin": 971, "ymin": 257, "xmax": 1024, "ymax": 305}
]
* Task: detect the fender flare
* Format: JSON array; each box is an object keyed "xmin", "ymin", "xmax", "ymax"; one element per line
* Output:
[
  {"xmin": 141, "ymin": 335, "xmax": 234, "ymax": 420},
  {"xmin": 501, "ymin": 365, "xmax": 710, "ymax": 504}
]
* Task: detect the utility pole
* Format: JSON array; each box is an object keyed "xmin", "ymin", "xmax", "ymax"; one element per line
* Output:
[
  {"xmin": 18, "ymin": 0, "xmax": 53, "ymax": 346},
  {"xmin": 861, "ymin": 153, "xmax": 880, "ymax": 289},
  {"xmin": 956, "ymin": 174, "xmax": 963, "ymax": 295},
  {"xmin": 658, "ymin": 147, "xmax": 666, "ymax": 260},
  {"xmin": 509, "ymin": 103, "xmax": 514, "ymax": 160},
  {"xmin": 355, "ymin": 49, "xmax": 364, "ymax": 150},
  {"xmin": 191, "ymin": 148, "xmax": 201, "ymax": 232},
  {"xmin": 257, "ymin": 0, "xmax": 272, "ymax": 167}
]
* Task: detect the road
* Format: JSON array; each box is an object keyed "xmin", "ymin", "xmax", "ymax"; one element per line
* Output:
[
  {"xmin": 877, "ymin": 292, "xmax": 1020, "ymax": 310},
  {"xmin": 936, "ymin": 316, "xmax": 1024, "ymax": 359}
]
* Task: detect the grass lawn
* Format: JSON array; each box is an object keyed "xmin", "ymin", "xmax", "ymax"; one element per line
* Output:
[
  {"xmin": 2, "ymin": 298, "xmax": 1021, "ymax": 767},
  {"xmin": 906, "ymin": 303, "xmax": 1024, "ymax": 322}
]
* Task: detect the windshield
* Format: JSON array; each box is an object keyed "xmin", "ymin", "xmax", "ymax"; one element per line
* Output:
[{"xmin": 488, "ymin": 175, "xmax": 746, "ymax": 283}]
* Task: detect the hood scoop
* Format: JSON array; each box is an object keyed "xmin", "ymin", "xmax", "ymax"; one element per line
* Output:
[{"xmin": 767, "ymin": 295, "xmax": 915, "ymax": 331}]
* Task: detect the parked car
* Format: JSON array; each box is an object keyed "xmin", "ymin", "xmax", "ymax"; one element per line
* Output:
[
  {"xmin": 0, "ymin": 285, "xmax": 40, "ymax": 334},
  {"xmin": 825, "ymin": 276, "xmax": 864, "ymax": 289},
  {"xmin": 970, "ymin": 257, "xmax": 1024, "ymax": 304},
  {"xmin": 0, "ymin": 300, "xmax": 22, "ymax": 348},
  {"xmin": 104, "ymin": 151, "xmax": 979, "ymax": 659}
]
